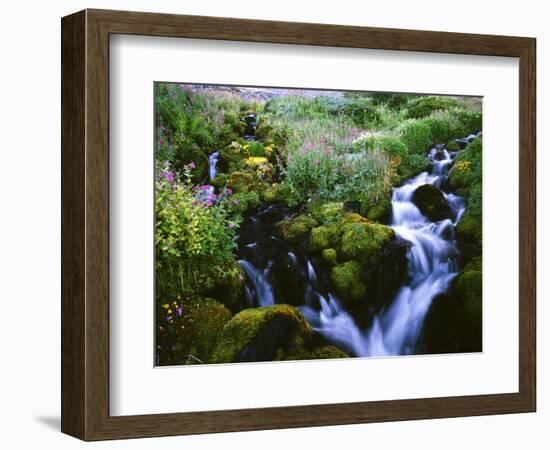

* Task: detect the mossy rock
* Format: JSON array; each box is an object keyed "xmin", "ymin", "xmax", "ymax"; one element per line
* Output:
[
  {"xmin": 456, "ymin": 211, "xmax": 482, "ymax": 263},
  {"xmin": 339, "ymin": 220, "xmax": 395, "ymax": 264},
  {"xmin": 366, "ymin": 196, "xmax": 392, "ymax": 223},
  {"xmin": 156, "ymin": 298, "xmax": 232, "ymax": 365},
  {"xmin": 227, "ymin": 171, "xmax": 255, "ymax": 193},
  {"xmin": 309, "ymin": 224, "xmax": 339, "ymax": 253},
  {"xmin": 322, "ymin": 248, "xmax": 338, "ymax": 266},
  {"xmin": 262, "ymin": 182, "xmax": 292, "ymax": 203},
  {"xmin": 210, "ymin": 304, "xmax": 315, "ymax": 363},
  {"xmin": 340, "ymin": 212, "xmax": 370, "ymax": 226},
  {"xmin": 422, "ymin": 264, "xmax": 482, "ymax": 354},
  {"xmin": 412, "ymin": 184, "xmax": 453, "ymax": 222},
  {"xmin": 277, "ymin": 344, "xmax": 349, "ymax": 361},
  {"xmin": 307, "ymin": 202, "xmax": 344, "ymax": 224},
  {"xmin": 446, "ymin": 140, "xmax": 461, "ymax": 152},
  {"xmin": 276, "ymin": 215, "xmax": 318, "ymax": 244},
  {"xmin": 330, "ymin": 261, "xmax": 367, "ymax": 304}
]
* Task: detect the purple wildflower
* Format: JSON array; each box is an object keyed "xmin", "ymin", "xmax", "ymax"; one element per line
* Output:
[{"xmin": 189, "ymin": 161, "xmax": 196, "ymax": 169}]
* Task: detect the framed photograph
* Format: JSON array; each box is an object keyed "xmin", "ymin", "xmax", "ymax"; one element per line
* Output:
[{"xmin": 61, "ymin": 9, "xmax": 536, "ymax": 441}]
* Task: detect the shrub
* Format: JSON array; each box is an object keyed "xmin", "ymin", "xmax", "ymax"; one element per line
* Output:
[
  {"xmin": 399, "ymin": 120, "xmax": 433, "ymax": 154},
  {"xmin": 405, "ymin": 95, "xmax": 460, "ymax": 119},
  {"xmin": 356, "ymin": 133, "xmax": 408, "ymax": 159},
  {"xmin": 422, "ymin": 110, "xmax": 466, "ymax": 144},
  {"xmin": 155, "ymin": 163, "xmax": 240, "ymax": 298}
]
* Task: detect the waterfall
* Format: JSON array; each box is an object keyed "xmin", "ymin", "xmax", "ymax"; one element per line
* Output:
[
  {"xmin": 208, "ymin": 151, "xmax": 219, "ymax": 180},
  {"xmin": 361, "ymin": 144, "xmax": 465, "ymax": 356},
  {"xmin": 236, "ymin": 137, "xmax": 468, "ymax": 358}
]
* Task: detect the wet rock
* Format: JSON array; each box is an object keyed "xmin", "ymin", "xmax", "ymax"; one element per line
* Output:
[{"xmin": 412, "ymin": 184, "xmax": 453, "ymax": 221}]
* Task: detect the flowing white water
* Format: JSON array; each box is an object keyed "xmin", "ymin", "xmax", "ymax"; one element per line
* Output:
[
  {"xmin": 303, "ymin": 143, "xmax": 466, "ymax": 357},
  {"xmin": 208, "ymin": 151, "xmax": 220, "ymax": 180},
  {"xmin": 238, "ymin": 138, "xmax": 470, "ymax": 358}
]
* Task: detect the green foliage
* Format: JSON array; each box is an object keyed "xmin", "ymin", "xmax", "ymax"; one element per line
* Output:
[
  {"xmin": 405, "ymin": 95, "xmax": 460, "ymax": 119},
  {"xmin": 322, "ymin": 248, "xmax": 338, "ymax": 266},
  {"xmin": 399, "ymin": 120, "xmax": 433, "ymax": 154},
  {"xmin": 155, "ymin": 164, "xmax": 241, "ymax": 298},
  {"xmin": 356, "ymin": 133, "xmax": 408, "ymax": 159},
  {"xmin": 156, "ymin": 297, "xmax": 232, "ymax": 365},
  {"xmin": 421, "ymin": 111, "xmax": 467, "ymax": 144},
  {"xmin": 339, "ymin": 220, "xmax": 395, "ymax": 263},
  {"xmin": 331, "ymin": 261, "xmax": 367, "ymax": 303},
  {"xmin": 342, "ymin": 96, "xmax": 381, "ymax": 128}
]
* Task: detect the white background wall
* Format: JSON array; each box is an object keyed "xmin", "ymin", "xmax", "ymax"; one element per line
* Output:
[{"xmin": 0, "ymin": 0, "xmax": 547, "ymax": 448}]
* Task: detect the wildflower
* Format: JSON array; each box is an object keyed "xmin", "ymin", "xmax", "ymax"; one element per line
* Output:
[
  {"xmin": 205, "ymin": 200, "xmax": 213, "ymax": 207},
  {"xmin": 166, "ymin": 316, "xmax": 172, "ymax": 321},
  {"xmin": 225, "ymin": 188, "xmax": 232, "ymax": 195},
  {"xmin": 311, "ymin": 159, "xmax": 319, "ymax": 166},
  {"xmin": 232, "ymin": 199, "xmax": 240, "ymax": 206},
  {"xmin": 228, "ymin": 222, "xmax": 235, "ymax": 229},
  {"xmin": 189, "ymin": 161, "xmax": 196, "ymax": 169},
  {"xmin": 159, "ymin": 138, "xmax": 164, "ymax": 145},
  {"xmin": 176, "ymin": 306, "xmax": 183, "ymax": 317},
  {"xmin": 162, "ymin": 304, "xmax": 170, "ymax": 310},
  {"xmin": 238, "ymin": 274, "xmax": 244, "ymax": 282},
  {"xmin": 162, "ymin": 171, "xmax": 174, "ymax": 182}
]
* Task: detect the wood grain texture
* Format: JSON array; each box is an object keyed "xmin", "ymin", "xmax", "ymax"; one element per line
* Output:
[{"xmin": 60, "ymin": 8, "xmax": 537, "ymax": 441}]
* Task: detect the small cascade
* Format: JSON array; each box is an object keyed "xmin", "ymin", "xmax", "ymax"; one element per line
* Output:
[
  {"xmin": 208, "ymin": 151, "xmax": 220, "ymax": 180},
  {"xmin": 235, "ymin": 134, "xmax": 472, "ymax": 358}
]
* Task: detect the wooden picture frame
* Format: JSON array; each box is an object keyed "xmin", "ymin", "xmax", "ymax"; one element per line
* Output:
[{"xmin": 61, "ymin": 8, "xmax": 536, "ymax": 441}]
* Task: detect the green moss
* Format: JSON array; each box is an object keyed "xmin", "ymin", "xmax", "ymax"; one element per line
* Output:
[
  {"xmin": 309, "ymin": 225, "xmax": 339, "ymax": 253},
  {"xmin": 227, "ymin": 171, "xmax": 255, "ymax": 193},
  {"xmin": 322, "ymin": 248, "xmax": 338, "ymax": 266},
  {"xmin": 464, "ymin": 256, "xmax": 482, "ymax": 272},
  {"xmin": 456, "ymin": 210, "xmax": 482, "ymax": 245},
  {"xmin": 455, "ymin": 270, "xmax": 482, "ymax": 331},
  {"xmin": 446, "ymin": 141, "xmax": 461, "ymax": 152},
  {"xmin": 158, "ymin": 298, "xmax": 232, "ymax": 365},
  {"xmin": 340, "ymin": 212, "xmax": 370, "ymax": 226},
  {"xmin": 210, "ymin": 260, "xmax": 245, "ymax": 307},
  {"xmin": 394, "ymin": 154, "xmax": 431, "ymax": 185},
  {"xmin": 210, "ymin": 173, "xmax": 229, "ymax": 190},
  {"xmin": 262, "ymin": 182, "xmax": 292, "ymax": 203},
  {"xmin": 210, "ymin": 304, "xmax": 313, "ymax": 363},
  {"xmin": 399, "ymin": 120, "xmax": 433, "ymax": 154},
  {"xmin": 307, "ymin": 202, "xmax": 344, "ymax": 224},
  {"xmin": 366, "ymin": 196, "xmax": 392, "ymax": 222},
  {"xmin": 278, "ymin": 344, "xmax": 349, "ymax": 361},
  {"xmin": 276, "ymin": 215, "xmax": 318, "ymax": 244},
  {"xmin": 231, "ymin": 191, "xmax": 260, "ymax": 215},
  {"xmin": 339, "ymin": 220, "xmax": 395, "ymax": 264},
  {"xmin": 331, "ymin": 261, "xmax": 367, "ymax": 303}
]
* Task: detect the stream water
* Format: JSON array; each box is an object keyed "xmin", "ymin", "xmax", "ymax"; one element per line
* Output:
[{"xmin": 221, "ymin": 123, "xmax": 477, "ymax": 357}]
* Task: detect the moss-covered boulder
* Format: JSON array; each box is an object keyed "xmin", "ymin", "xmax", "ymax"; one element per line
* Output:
[
  {"xmin": 330, "ymin": 261, "xmax": 367, "ymax": 304},
  {"xmin": 456, "ymin": 211, "xmax": 482, "ymax": 265},
  {"xmin": 276, "ymin": 215, "xmax": 318, "ymax": 244},
  {"xmin": 262, "ymin": 182, "xmax": 292, "ymax": 203},
  {"xmin": 412, "ymin": 184, "xmax": 453, "ymax": 222},
  {"xmin": 210, "ymin": 304, "xmax": 344, "ymax": 363},
  {"xmin": 156, "ymin": 298, "xmax": 232, "ymax": 365},
  {"xmin": 309, "ymin": 224, "xmax": 339, "ymax": 253},
  {"xmin": 227, "ymin": 171, "xmax": 255, "ymax": 193},
  {"xmin": 277, "ymin": 344, "xmax": 349, "ymax": 361},
  {"xmin": 422, "ymin": 260, "xmax": 482, "ymax": 354},
  {"xmin": 322, "ymin": 248, "xmax": 338, "ymax": 266},
  {"xmin": 366, "ymin": 196, "xmax": 392, "ymax": 223},
  {"xmin": 308, "ymin": 202, "xmax": 344, "ymax": 224},
  {"xmin": 446, "ymin": 140, "xmax": 461, "ymax": 152},
  {"xmin": 339, "ymin": 220, "xmax": 395, "ymax": 263}
]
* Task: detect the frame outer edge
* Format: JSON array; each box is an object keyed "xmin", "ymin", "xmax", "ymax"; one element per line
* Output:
[
  {"xmin": 61, "ymin": 8, "xmax": 537, "ymax": 440},
  {"xmin": 61, "ymin": 10, "xmax": 87, "ymax": 440}
]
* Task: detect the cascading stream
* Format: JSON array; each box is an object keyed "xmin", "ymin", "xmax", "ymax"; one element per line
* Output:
[{"xmin": 237, "ymin": 136, "xmax": 474, "ymax": 358}]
